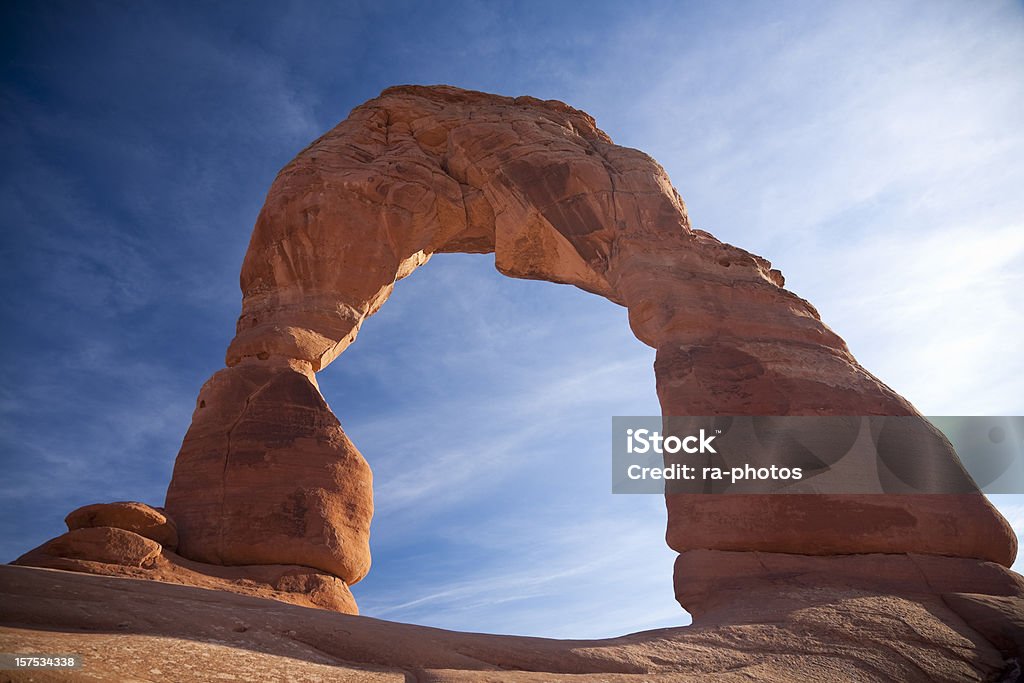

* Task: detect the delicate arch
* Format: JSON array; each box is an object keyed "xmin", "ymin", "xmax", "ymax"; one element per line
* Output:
[{"xmin": 163, "ymin": 86, "xmax": 1015, "ymax": 612}]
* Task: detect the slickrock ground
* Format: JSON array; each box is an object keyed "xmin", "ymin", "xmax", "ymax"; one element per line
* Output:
[{"xmin": 1, "ymin": 561, "xmax": 1021, "ymax": 682}]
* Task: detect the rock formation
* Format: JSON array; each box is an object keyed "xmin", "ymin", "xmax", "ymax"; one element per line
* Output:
[
  {"xmin": 65, "ymin": 501, "xmax": 179, "ymax": 548},
  {"xmin": 164, "ymin": 362, "xmax": 372, "ymax": 584},
  {"xmin": 15, "ymin": 502, "xmax": 356, "ymax": 613},
  {"xmin": 175, "ymin": 83, "xmax": 1013, "ymax": 570},
  {"xmin": 9, "ymin": 85, "xmax": 1022, "ymax": 677}
]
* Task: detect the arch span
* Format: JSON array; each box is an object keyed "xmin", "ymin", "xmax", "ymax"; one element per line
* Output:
[{"xmin": 163, "ymin": 86, "xmax": 1015, "ymax": 611}]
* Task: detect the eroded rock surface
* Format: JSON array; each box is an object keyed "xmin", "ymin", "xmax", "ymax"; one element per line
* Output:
[
  {"xmin": 65, "ymin": 501, "xmax": 178, "ymax": 549},
  {"xmin": 167, "ymin": 83, "xmax": 1012, "ymax": 578},
  {"xmin": 9, "ymin": 86, "xmax": 1021, "ymax": 675},
  {"xmin": 19, "ymin": 527, "xmax": 161, "ymax": 569},
  {"xmin": 14, "ymin": 501, "xmax": 357, "ymax": 614},
  {"xmin": 164, "ymin": 362, "xmax": 372, "ymax": 584}
]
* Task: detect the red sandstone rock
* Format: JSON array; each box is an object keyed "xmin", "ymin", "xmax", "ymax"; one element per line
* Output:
[
  {"xmin": 673, "ymin": 548, "xmax": 1024, "ymax": 620},
  {"xmin": 669, "ymin": 549, "xmax": 1024, "ymax": 673},
  {"xmin": 6, "ymin": 86, "xmax": 1020, "ymax": 683},
  {"xmin": 13, "ymin": 539, "xmax": 356, "ymax": 614},
  {"xmin": 167, "ymin": 84, "xmax": 1014, "ymax": 577},
  {"xmin": 65, "ymin": 501, "xmax": 178, "ymax": 549},
  {"xmin": 942, "ymin": 593, "xmax": 1024, "ymax": 656},
  {"xmin": 18, "ymin": 363, "xmax": 372, "ymax": 614},
  {"xmin": 16, "ymin": 527, "xmax": 160, "ymax": 568},
  {"xmin": 20, "ymin": 85, "xmax": 1018, "ymax": 636},
  {"xmin": 164, "ymin": 362, "xmax": 372, "ymax": 584},
  {"xmin": 663, "ymin": 493, "xmax": 1016, "ymax": 566}
]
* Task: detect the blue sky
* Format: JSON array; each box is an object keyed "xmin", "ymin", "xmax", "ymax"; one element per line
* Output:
[{"xmin": 1, "ymin": 0, "xmax": 1022, "ymax": 639}]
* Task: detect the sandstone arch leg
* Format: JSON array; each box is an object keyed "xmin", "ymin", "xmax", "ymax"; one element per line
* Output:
[
  {"xmin": 164, "ymin": 360, "xmax": 373, "ymax": 584},
  {"xmin": 159, "ymin": 85, "xmax": 1015, "ymax": 613}
]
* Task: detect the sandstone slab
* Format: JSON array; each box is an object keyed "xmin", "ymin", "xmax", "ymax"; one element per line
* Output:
[
  {"xmin": 1, "ymin": 563, "xmax": 1020, "ymax": 682},
  {"xmin": 15, "ymin": 527, "xmax": 161, "ymax": 569}
]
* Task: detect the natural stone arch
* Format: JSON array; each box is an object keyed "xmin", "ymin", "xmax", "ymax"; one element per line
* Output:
[{"xmin": 162, "ymin": 86, "xmax": 1015, "ymax": 613}]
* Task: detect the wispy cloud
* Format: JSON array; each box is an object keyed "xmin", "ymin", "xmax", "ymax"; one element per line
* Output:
[
  {"xmin": 799, "ymin": 224, "xmax": 1024, "ymax": 415},
  {"xmin": 0, "ymin": 2, "xmax": 323, "ymax": 562},
  {"xmin": 358, "ymin": 501, "xmax": 682, "ymax": 638}
]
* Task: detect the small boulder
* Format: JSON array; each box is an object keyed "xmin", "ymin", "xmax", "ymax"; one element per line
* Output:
[
  {"xmin": 66, "ymin": 501, "xmax": 178, "ymax": 549},
  {"xmin": 17, "ymin": 527, "xmax": 161, "ymax": 568}
]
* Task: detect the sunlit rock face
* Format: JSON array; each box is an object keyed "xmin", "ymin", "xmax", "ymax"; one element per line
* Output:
[
  {"xmin": 18, "ymin": 86, "xmax": 1016, "ymax": 631},
  {"xmin": 173, "ymin": 84, "xmax": 1015, "ymax": 581},
  {"xmin": 164, "ymin": 361, "xmax": 373, "ymax": 584}
]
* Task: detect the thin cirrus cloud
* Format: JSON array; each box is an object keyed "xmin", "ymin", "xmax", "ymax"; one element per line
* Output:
[
  {"xmin": 579, "ymin": 1, "xmax": 1024, "ymax": 417},
  {"xmin": 795, "ymin": 225, "xmax": 1024, "ymax": 416},
  {"xmin": 579, "ymin": 1, "xmax": 1024, "ymax": 283},
  {"xmin": 358, "ymin": 492, "xmax": 679, "ymax": 638}
]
